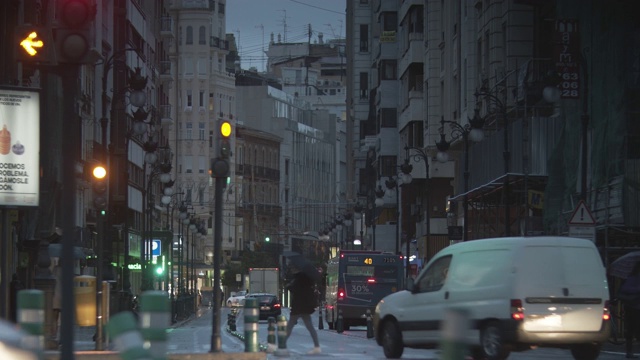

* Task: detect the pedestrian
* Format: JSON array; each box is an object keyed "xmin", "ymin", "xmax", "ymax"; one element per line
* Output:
[
  {"xmin": 618, "ymin": 262, "xmax": 640, "ymax": 358},
  {"xmin": 285, "ymin": 266, "xmax": 321, "ymax": 355}
]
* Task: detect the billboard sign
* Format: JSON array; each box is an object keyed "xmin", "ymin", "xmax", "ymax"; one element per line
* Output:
[{"xmin": 0, "ymin": 87, "xmax": 40, "ymax": 206}]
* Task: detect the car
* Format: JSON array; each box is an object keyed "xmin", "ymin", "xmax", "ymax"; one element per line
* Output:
[
  {"xmin": 226, "ymin": 290, "xmax": 247, "ymax": 307},
  {"xmin": 374, "ymin": 236, "xmax": 610, "ymax": 360},
  {"xmin": 245, "ymin": 293, "xmax": 282, "ymax": 320}
]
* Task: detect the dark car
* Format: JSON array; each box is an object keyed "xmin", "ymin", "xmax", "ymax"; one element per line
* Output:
[{"xmin": 245, "ymin": 293, "xmax": 282, "ymax": 320}]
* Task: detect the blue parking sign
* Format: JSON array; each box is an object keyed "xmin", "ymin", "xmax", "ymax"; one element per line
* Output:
[{"xmin": 152, "ymin": 239, "xmax": 161, "ymax": 256}]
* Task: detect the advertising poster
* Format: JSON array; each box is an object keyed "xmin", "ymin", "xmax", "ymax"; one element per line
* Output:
[{"xmin": 0, "ymin": 88, "xmax": 40, "ymax": 206}]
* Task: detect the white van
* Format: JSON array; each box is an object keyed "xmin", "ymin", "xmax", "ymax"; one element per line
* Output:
[{"xmin": 373, "ymin": 236, "xmax": 610, "ymax": 360}]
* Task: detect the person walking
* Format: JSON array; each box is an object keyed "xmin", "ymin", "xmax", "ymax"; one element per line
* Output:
[
  {"xmin": 619, "ymin": 262, "xmax": 640, "ymax": 358},
  {"xmin": 285, "ymin": 266, "xmax": 321, "ymax": 355}
]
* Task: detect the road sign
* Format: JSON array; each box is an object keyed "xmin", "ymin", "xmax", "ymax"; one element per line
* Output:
[
  {"xmin": 569, "ymin": 225, "xmax": 596, "ymax": 243},
  {"xmin": 568, "ymin": 200, "xmax": 596, "ymax": 225},
  {"xmin": 152, "ymin": 239, "xmax": 161, "ymax": 256}
]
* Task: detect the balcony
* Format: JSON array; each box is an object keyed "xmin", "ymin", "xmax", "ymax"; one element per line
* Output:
[
  {"xmin": 159, "ymin": 61, "xmax": 172, "ymax": 81},
  {"xmin": 159, "ymin": 104, "xmax": 173, "ymax": 127},
  {"xmin": 160, "ymin": 17, "xmax": 174, "ymax": 38},
  {"xmin": 210, "ymin": 36, "xmax": 229, "ymax": 50}
]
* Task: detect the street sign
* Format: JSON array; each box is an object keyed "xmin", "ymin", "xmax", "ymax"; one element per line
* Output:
[
  {"xmin": 569, "ymin": 225, "xmax": 596, "ymax": 243},
  {"xmin": 568, "ymin": 200, "xmax": 596, "ymax": 225},
  {"xmin": 151, "ymin": 239, "xmax": 161, "ymax": 256}
]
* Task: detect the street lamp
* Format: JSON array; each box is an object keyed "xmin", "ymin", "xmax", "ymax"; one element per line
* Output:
[
  {"xmin": 403, "ymin": 146, "xmax": 430, "ymax": 260},
  {"xmin": 353, "ymin": 203, "xmax": 364, "ymax": 249},
  {"xmin": 436, "ymin": 111, "xmax": 485, "ymax": 241}
]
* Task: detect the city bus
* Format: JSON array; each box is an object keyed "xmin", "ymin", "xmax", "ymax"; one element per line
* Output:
[{"xmin": 324, "ymin": 250, "xmax": 404, "ymax": 330}]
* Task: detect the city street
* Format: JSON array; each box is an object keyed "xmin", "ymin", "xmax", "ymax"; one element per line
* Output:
[{"xmin": 164, "ymin": 306, "xmax": 631, "ymax": 359}]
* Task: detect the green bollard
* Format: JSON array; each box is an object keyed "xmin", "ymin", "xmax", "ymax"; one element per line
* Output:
[
  {"xmin": 366, "ymin": 309, "xmax": 374, "ymax": 339},
  {"xmin": 440, "ymin": 308, "xmax": 470, "ymax": 360},
  {"xmin": 267, "ymin": 317, "xmax": 276, "ymax": 347},
  {"xmin": 243, "ymin": 297, "xmax": 259, "ymax": 352},
  {"xmin": 274, "ymin": 314, "xmax": 289, "ymax": 357},
  {"xmin": 107, "ymin": 312, "xmax": 151, "ymax": 360},
  {"xmin": 336, "ymin": 308, "xmax": 344, "ymax": 333},
  {"xmin": 139, "ymin": 291, "xmax": 170, "ymax": 360},
  {"xmin": 230, "ymin": 308, "xmax": 237, "ymax": 332},
  {"xmin": 17, "ymin": 289, "xmax": 45, "ymax": 350}
]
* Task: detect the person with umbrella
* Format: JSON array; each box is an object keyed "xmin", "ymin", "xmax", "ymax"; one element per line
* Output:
[
  {"xmin": 618, "ymin": 262, "xmax": 640, "ymax": 358},
  {"xmin": 284, "ymin": 255, "xmax": 321, "ymax": 355}
]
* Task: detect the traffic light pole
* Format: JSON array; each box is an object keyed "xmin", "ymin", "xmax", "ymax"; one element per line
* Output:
[{"xmin": 210, "ymin": 175, "xmax": 224, "ymax": 352}]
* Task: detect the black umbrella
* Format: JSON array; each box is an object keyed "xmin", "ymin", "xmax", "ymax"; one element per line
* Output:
[{"xmin": 283, "ymin": 252, "xmax": 319, "ymax": 281}]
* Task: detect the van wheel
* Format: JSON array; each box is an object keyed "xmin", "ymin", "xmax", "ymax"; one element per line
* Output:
[
  {"xmin": 570, "ymin": 343, "xmax": 600, "ymax": 360},
  {"xmin": 381, "ymin": 320, "xmax": 404, "ymax": 359},
  {"xmin": 478, "ymin": 322, "xmax": 510, "ymax": 360}
]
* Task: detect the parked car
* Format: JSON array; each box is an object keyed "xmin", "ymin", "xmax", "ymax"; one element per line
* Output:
[
  {"xmin": 374, "ymin": 236, "xmax": 610, "ymax": 360},
  {"xmin": 226, "ymin": 290, "xmax": 247, "ymax": 307},
  {"xmin": 245, "ymin": 293, "xmax": 282, "ymax": 320}
]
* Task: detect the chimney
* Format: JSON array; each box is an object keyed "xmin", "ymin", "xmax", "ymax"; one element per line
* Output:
[{"xmin": 318, "ymin": 32, "xmax": 324, "ymax": 44}]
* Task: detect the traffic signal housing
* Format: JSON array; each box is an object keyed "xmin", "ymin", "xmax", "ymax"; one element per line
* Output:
[
  {"xmin": 55, "ymin": 0, "xmax": 96, "ymax": 63},
  {"xmin": 91, "ymin": 164, "xmax": 108, "ymax": 213},
  {"xmin": 219, "ymin": 120, "xmax": 232, "ymax": 159},
  {"xmin": 15, "ymin": 26, "xmax": 54, "ymax": 64},
  {"xmin": 211, "ymin": 120, "xmax": 232, "ymax": 178}
]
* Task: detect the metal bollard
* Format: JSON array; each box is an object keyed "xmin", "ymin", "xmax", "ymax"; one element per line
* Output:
[
  {"xmin": 336, "ymin": 308, "xmax": 344, "ymax": 333},
  {"xmin": 139, "ymin": 291, "xmax": 170, "ymax": 360},
  {"xmin": 440, "ymin": 308, "xmax": 470, "ymax": 360},
  {"xmin": 230, "ymin": 308, "xmax": 237, "ymax": 332},
  {"xmin": 267, "ymin": 317, "xmax": 276, "ymax": 347},
  {"xmin": 274, "ymin": 314, "xmax": 289, "ymax": 357},
  {"xmin": 243, "ymin": 297, "xmax": 259, "ymax": 352},
  {"xmin": 17, "ymin": 289, "xmax": 45, "ymax": 350},
  {"xmin": 318, "ymin": 306, "xmax": 324, "ymax": 330},
  {"xmin": 106, "ymin": 312, "xmax": 151, "ymax": 360},
  {"xmin": 366, "ymin": 309, "xmax": 374, "ymax": 339}
]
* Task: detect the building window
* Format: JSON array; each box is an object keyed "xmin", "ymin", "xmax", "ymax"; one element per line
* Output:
[
  {"xmin": 186, "ymin": 122, "xmax": 193, "ymax": 139},
  {"xmin": 218, "ymin": 2, "xmax": 225, "ymax": 14},
  {"xmin": 199, "ymin": 122, "xmax": 205, "ymax": 140},
  {"xmin": 382, "ymin": 12, "xmax": 397, "ymax": 32},
  {"xmin": 199, "ymin": 26, "xmax": 206, "ymax": 44},
  {"xmin": 380, "ymin": 108, "xmax": 397, "ymax": 128},
  {"xmin": 359, "ymin": 24, "xmax": 368, "ymax": 52},
  {"xmin": 199, "ymin": 156, "xmax": 206, "ymax": 174},
  {"xmin": 359, "ymin": 72, "xmax": 368, "ymax": 99},
  {"xmin": 380, "ymin": 156, "xmax": 397, "ymax": 178},
  {"xmin": 185, "ymin": 155, "xmax": 193, "ymax": 173},
  {"xmin": 186, "ymin": 90, "xmax": 192, "ymax": 107},
  {"xmin": 186, "ymin": 26, "xmax": 193, "ymax": 44},
  {"xmin": 408, "ymin": 121, "xmax": 424, "ymax": 148},
  {"xmin": 380, "ymin": 60, "xmax": 397, "ymax": 80}
]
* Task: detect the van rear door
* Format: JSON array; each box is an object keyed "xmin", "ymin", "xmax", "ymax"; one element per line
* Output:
[{"xmin": 515, "ymin": 244, "xmax": 607, "ymax": 332}]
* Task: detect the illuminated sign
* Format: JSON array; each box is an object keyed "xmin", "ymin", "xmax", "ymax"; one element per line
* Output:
[
  {"xmin": 20, "ymin": 32, "xmax": 44, "ymax": 56},
  {"xmin": 364, "ymin": 258, "xmax": 373, "ymax": 265},
  {"xmin": 0, "ymin": 88, "xmax": 40, "ymax": 206}
]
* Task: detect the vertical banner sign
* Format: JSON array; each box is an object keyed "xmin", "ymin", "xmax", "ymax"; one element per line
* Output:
[
  {"xmin": 0, "ymin": 88, "xmax": 40, "ymax": 206},
  {"xmin": 554, "ymin": 19, "xmax": 580, "ymax": 99}
]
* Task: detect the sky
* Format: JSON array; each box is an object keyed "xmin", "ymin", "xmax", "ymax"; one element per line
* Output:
[{"xmin": 226, "ymin": 0, "xmax": 346, "ymax": 72}]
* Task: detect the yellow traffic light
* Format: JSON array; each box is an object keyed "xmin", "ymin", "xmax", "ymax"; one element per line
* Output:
[
  {"xmin": 20, "ymin": 32, "xmax": 43, "ymax": 56},
  {"xmin": 92, "ymin": 165, "xmax": 107, "ymax": 179},
  {"xmin": 220, "ymin": 121, "xmax": 232, "ymax": 138}
]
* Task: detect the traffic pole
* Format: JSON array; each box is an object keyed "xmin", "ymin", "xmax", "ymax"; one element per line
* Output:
[
  {"xmin": 440, "ymin": 308, "xmax": 470, "ymax": 360},
  {"xmin": 366, "ymin": 309, "xmax": 374, "ymax": 339},
  {"xmin": 243, "ymin": 297, "xmax": 259, "ymax": 352},
  {"xmin": 267, "ymin": 316, "xmax": 277, "ymax": 353},
  {"xmin": 17, "ymin": 289, "xmax": 44, "ymax": 351},
  {"xmin": 336, "ymin": 308, "xmax": 344, "ymax": 333},
  {"xmin": 107, "ymin": 312, "xmax": 151, "ymax": 360},
  {"xmin": 318, "ymin": 306, "xmax": 324, "ymax": 330},
  {"xmin": 274, "ymin": 314, "xmax": 289, "ymax": 357},
  {"xmin": 139, "ymin": 291, "xmax": 170, "ymax": 360}
]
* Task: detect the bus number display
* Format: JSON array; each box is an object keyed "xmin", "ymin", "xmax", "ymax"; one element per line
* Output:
[
  {"xmin": 364, "ymin": 258, "xmax": 373, "ymax": 264},
  {"xmin": 383, "ymin": 257, "xmax": 396, "ymax": 263}
]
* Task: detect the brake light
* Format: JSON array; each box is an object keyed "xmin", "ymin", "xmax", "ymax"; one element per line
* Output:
[
  {"xmin": 367, "ymin": 278, "xmax": 376, "ymax": 283},
  {"xmin": 511, "ymin": 299, "xmax": 524, "ymax": 320},
  {"xmin": 274, "ymin": 303, "xmax": 281, "ymax": 309},
  {"xmin": 603, "ymin": 300, "xmax": 611, "ymax": 321},
  {"xmin": 338, "ymin": 288, "xmax": 345, "ymax": 300}
]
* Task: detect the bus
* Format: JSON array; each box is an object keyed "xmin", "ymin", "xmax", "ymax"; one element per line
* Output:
[{"xmin": 324, "ymin": 250, "xmax": 404, "ymax": 330}]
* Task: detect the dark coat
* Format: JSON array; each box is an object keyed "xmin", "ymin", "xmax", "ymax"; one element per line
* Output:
[{"xmin": 286, "ymin": 272, "xmax": 316, "ymax": 315}]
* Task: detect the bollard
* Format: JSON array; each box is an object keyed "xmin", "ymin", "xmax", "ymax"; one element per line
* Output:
[
  {"xmin": 17, "ymin": 289, "xmax": 45, "ymax": 351},
  {"xmin": 366, "ymin": 309, "xmax": 374, "ymax": 339},
  {"xmin": 243, "ymin": 297, "xmax": 259, "ymax": 352},
  {"xmin": 107, "ymin": 312, "xmax": 152, "ymax": 360},
  {"xmin": 230, "ymin": 308, "xmax": 237, "ymax": 332},
  {"xmin": 440, "ymin": 308, "xmax": 470, "ymax": 360},
  {"xmin": 318, "ymin": 306, "xmax": 324, "ymax": 330},
  {"xmin": 274, "ymin": 314, "xmax": 289, "ymax": 357},
  {"xmin": 265, "ymin": 317, "xmax": 277, "ymax": 353},
  {"xmin": 139, "ymin": 291, "xmax": 170, "ymax": 360},
  {"xmin": 336, "ymin": 308, "xmax": 344, "ymax": 333}
]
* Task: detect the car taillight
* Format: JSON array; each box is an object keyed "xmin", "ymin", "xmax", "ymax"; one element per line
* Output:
[
  {"xmin": 338, "ymin": 288, "xmax": 345, "ymax": 300},
  {"xmin": 367, "ymin": 278, "xmax": 376, "ymax": 283},
  {"xmin": 274, "ymin": 303, "xmax": 281, "ymax": 308},
  {"xmin": 603, "ymin": 300, "xmax": 611, "ymax": 321},
  {"xmin": 511, "ymin": 299, "xmax": 524, "ymax": 320}
]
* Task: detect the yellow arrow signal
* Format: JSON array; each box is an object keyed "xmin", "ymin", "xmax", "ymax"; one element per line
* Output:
[{"xmin": 20, "ymin": 31, "xmax": 44, "ymax": 56}]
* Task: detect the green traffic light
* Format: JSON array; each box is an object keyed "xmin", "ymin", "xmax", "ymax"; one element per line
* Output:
[
  {"xmin": 156, "ymin": 267, "xmax": 164, "ymax": 275},
  {"xmin": 265, "ymin": 237, "xmax": 270, "ymax": 242},
  {"xmin": 100, "ymin": 210, "xmax": 106, "ymax": 216}
]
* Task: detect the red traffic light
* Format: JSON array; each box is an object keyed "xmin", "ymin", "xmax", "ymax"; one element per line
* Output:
[{"xmin": 55, "ymin": 0, "xmax": 96, "ymax": 63}]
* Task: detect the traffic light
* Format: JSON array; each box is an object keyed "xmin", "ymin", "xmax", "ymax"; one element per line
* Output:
[
  {"xmin": 210, "ymin": 120, "xmax": 232, "ymax": 178},
  {"xmin": 15, "ymin": 26, "xmax": 54, "ymax": 64},
  {"xmin": 91, "ymin": 164, "xmax": 108, "ymax": 212},
  {"xmin": 55, "ymin": 0, "xmax": 96, "ymax": 63}
]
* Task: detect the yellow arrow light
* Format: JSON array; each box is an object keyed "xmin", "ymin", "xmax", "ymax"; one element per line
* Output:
[{"xmin": 20, "ymin": 32, "xmax": 44, "ymax": 56}]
